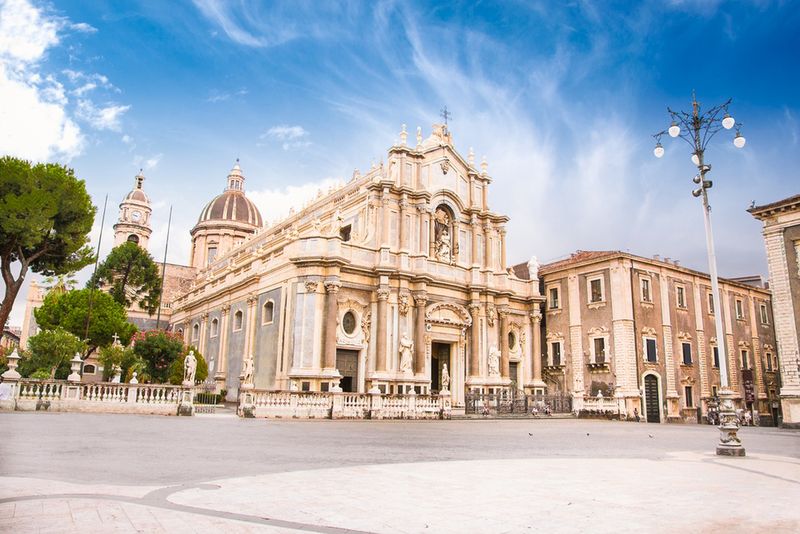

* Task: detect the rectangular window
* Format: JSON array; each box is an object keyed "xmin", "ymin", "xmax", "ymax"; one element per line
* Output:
[
  {"xmin": 735, "ymin": 298, "xmax": 744, "ymax": 320},
  {"xmin": 682, "ymin": 342, "xmax": 692, "ymax": 365},
  {"xmin": 684, "ymin": 386, "xmax": 694, "ymax": 408},
  {"xmin": 548, "ymin": 286, "xmax": 560, "ymax": 309},
  {"xmin": 589, "ymin": 278, "xmax": 604, "ymax": 303},
  {"xmin": 713, "ymin": 346, "xmax": 719, "ymax": 368},
  {"xmin": 593, "ymin": 337, "xmax": 606, "ymax": 363},
  {"xmin": 741, "ymin": 349, "xmax": 749, "ymax": 369},
  {"xmin": 550, "ymin": 342, "xmax": 561, "ymax": 366},
  {"xmin": 676, "ymin": 286, "xmax": 687, "ymax": 308},
  {"xmin": 645, "ymin": 338, "xmax": 657, "ymax": 363},
  {"xmin": 712, "ymin": 385, "xmax": 718, "ymax": 397},
  {"xmin": 759, "ymin": 303, "xmax": 769, "ymax": 324},
  {"xmin": 765, "ymin": 354, "xmax": 773, "ymax": 372},
  {"xmin": 640, "ymin": 277, "xmax": 652, "ymax": 302},
  {"xmin": 708, "ymin": 293, "xmax": 715, "ymax": 314}
]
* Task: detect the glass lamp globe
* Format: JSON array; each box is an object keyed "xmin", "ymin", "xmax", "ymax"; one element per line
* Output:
[
  {"xmin": 722, "ymin": 114, "xmax": 735, "ymax": 130},
  {"xmin": 734, "ymin": 133, "xmax": 746, "ymax": 148},
  {"xmin": 653, "ymin": 143, "xmax": 665, "ymax": 158},
  {"xmin": 668, "ymin": 122, "xmax": 680, "ymax": 137},
  {"xmin": 691, "ymin": 153, "xmax": 700, "ymax": 166}
]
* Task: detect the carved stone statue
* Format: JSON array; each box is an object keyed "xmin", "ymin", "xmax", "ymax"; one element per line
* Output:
[
  {"xmin": 441, "ymin": 363, "xmax": 451, "ymax": 391},
  {"xmin": 527, "ymin": 255, "xmax": 540, "ymax": 280},
  {"xmin": 399, "ymin": 333, "xmax": 414, "ymax": 373},
  {"xmin": 183, "ymin": 351, "xmax": 197, "ymax": 384},
  {"xmin": 241, "ymin": 354, "xmax": 255, "ymax": 385},
  {"xmin": 488, "ymin": 346, "xmax": 500, "ymax": 377},
  {"xmin": 436, "ymin": 226, "xmax": 451, "ymax": 262}
]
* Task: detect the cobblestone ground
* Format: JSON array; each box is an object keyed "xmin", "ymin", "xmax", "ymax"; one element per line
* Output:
[{"xmin": 1, "ymin": 412, "xmax": 798, "ymax": 533}]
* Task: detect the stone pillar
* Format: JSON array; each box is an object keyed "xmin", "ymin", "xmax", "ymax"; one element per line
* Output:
[
  {"xmin": 244, "ymin": 295, "xmax": 258, "ymax": 361},
  {"xmin": 469, "ymin": 303, "xmax": 481, "ymax": 378},
  {"xmin": 418, "ymin": 206, "xmax": 429, "ymax": 256},
  {"xmin": 500, "ymin": 228, "xmax": 507, "ymax": 271},
  {"xmin": 198, "ymin": 313, "xmax": 209, "ymax": 355},
  {"xmin": 414, "ymin": 293, "xmax": 428, "ymax": 374},
  {"xmin": 499, "ymin": 309, "xmax": 510, "ymax": 378},
  {"xmin": 721, "ymin": 290, "xmax": 740, "ymax": 393},
  {"xmin": 471, "ymin": 216, "xmax": 480, "ymax": 268},
  {"xmin": 216, "ymin": 305, "xmax": 230, "ymax": 381},
  {"xmin": 323, "ymin": 280, "xmax": 341, "ymax": 370},
  {"xmin": 483, "ymin": 224, "xmax": 492, "ymax": 268},
  {"xmin": 531, "ymin": 309, "xmax": 543, "ymax": 386},
  {"xmin": 398, "ymin": 197, "xmax": 407, "ymax": 251},
  {"xmin": 380, "ymin": 189, "xmax": 390, "ymax": 249},
  {"xmin": 567, "ymin": 274, "xmax": 585, "ymax": 407},
  {"xmin": 376, "ymin": 287, "xmax": 390, "ymax": 372},
  {"xmin": 691, "ymin": 281, "xmax": 710, "ymax": 400}
]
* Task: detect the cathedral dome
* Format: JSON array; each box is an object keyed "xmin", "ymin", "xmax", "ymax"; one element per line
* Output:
[{"xmin": 195, "ymin": 161, "xmax": 262, "ymax": 228}]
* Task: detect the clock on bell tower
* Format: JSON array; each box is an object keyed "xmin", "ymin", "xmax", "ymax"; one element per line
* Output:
[{"xmin": 113, "ymin": 170, "xmax": 153, "ymax": 250}]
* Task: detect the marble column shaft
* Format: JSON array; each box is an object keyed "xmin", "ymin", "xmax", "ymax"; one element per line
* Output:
[
  {"xmin": 469, "ymin": 304, "xmax": 481, "ymax": 377},
  {"xmin": 376, "ymin": 288, "xmax": 390, "ymax": 372},
  {"xmin": 500, "ymin": 310, "xmax": 510, "ymax": 378},
  {"xmin": 531, "ymin": 312, "xmax": 542, "ymax": 383},
  {"xmin": 323, "ymin": 281, "xmax": 341, "ymax": 369},
  {"xmin": 415, "ymin": 294, "xmax": 428, "ymax": 374}
]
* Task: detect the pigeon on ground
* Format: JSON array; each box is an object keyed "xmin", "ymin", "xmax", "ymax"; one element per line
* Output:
[
  {"xmin": 586, "ymin": 433, "xmax": 590, "ymax": 436},
  {"xmin": 649, "ymin": 434, "xmax": 654, "ymax": 438},
  {"xmin": 528, "ymin": 432, "xmax": 533, "ymax": 436}
]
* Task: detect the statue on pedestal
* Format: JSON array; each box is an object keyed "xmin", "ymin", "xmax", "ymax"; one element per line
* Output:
[
  {"xmin": 183, "ymin": 351, "xmax": 197, "ymax": 385},
  {"xmin": 399, "ymin": 333, "xmax": 414, "ymax": 373},
  {"xmin": 241, "ymin": 354, "xmax": 255, "ymax": 385},
  {"xmin": 527, "ymin": 255, "xmax": 540, "ymax": 280},
  {"xmin": 441, "ymin": 363, "xmax": 451, "ymax": 391},
  {"xmin": 488, "ymin": 346, "xmax": 500, "ymax": 377}
]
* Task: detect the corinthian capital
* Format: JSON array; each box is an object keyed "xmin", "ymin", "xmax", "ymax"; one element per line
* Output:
[
  {"xmin": 324, "ymin": 280, "xmax": 342, "ymax": 293},
  {"xmin": 377, "ymin": 287, "xmax": 391, "ymax": 300}
]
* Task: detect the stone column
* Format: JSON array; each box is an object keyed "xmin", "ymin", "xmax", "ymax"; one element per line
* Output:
[
  {"xmin": 499, "ymin": 309, "xmax": 510, "ymax": 378},
  {"xmin": 531, "ymin": 309, "xmax": 543, "ymax": 385},
  {"xmin": 198, "ymin": 313, "xmax": 209, "ymax": 355},
  {"xmin": 469, "ymin": 303, "xmax": 481, "ymax": 378},
  {"xmin": 418, "ymin": 206, "xmax": 429, "ymax": 256},
  {"xmin": 471, "ymin": 216, "xmax": 480, "ymax": 268},
  {"xmin": 398, "ymin": 197, "xmax": 407, "ymax": 251},
  {"xmin": 323, "ymin": 280, "xmax": 341, "ymax": 369},
  {"xmin": 216, "ymin": 305, "xmax": 230, "ymax": 380},
  {"xmin": 414, "ymin": 293, "xmax": 428, "ymax": 374},
  {"xmin": 483, "ymin": 224, "xmax": 492, "ymax": 268},
  {"xmin": 500, "ymin": 228, "xmax": 507, "ymax": 271},
  {"xmin": 376, "ymin": 287, "xmax": 390, "ymax": 372},
  {"xmin": 381, "ymin": 189, "xmax": 390, "ymax": 249}
]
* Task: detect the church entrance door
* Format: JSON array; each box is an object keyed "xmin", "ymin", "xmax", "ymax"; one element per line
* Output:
[
  {"xmin": 644, "ymin": 374, "xmax": 661, "ymax": 423},
  {"xmin": 430, "ymin": 342, "xmax": 451, "ymax": 394},
  {"xmin": 336, "ymin": 349, "xmax": 359, "ymax": 393}
]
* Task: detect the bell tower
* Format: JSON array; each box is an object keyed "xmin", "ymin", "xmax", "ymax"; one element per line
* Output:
[{"xmin": 113, "ymin": 170, "xmax": 153, "ymax": 250}]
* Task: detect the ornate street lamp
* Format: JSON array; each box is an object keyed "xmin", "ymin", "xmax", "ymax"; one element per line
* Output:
[{"xmin": 652, "ymin": 92, "xmax": 746, "ymax": 456}]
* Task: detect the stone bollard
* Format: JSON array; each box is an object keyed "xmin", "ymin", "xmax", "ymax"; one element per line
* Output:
[
  {"xmin": 439, "ymin": 390, "xmax": 452, "ymax": 420},
  {"xmin": 177, "ymin": 386, "xmax": 195, "ymax": 416},
  {"xmin": 369, "ymin": 389, "xmax": 383, "ymax": 420},
  {"xmin": 331, "ymin": 392, "xmax": 344, "ymax": 419},
  {"xmin": 238, "ymin": 382, "xmax": 255, "ymax": 418},
  {"xmin": 0, "ymin": 348, "xmax": 22, "ymax": 411},
  {"xmin": 407, "ymin": 387, "xmax": 417, "ymax": 419},
  {"xmin": 64, "ymin": 353, "xmax": 84, "ymax": 401}
]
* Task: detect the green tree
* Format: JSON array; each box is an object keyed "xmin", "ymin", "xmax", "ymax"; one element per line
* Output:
[
  {"xmin": 168, "ymin": 347, "xmax": 208, "ymax": 385},
  {"xmin": 23, "ymin": 327, "xmax": 86, "ymax": 379},
  {"xmin": 0, "ymin": 157, "xmax": 95, "ymax": 330},
  {"xmin": 131, "ymin": 330, "xmax": 184, "ymax": 383},
  {"xmin": 88, "ymin": 241, "xmax": 162, "ymax": 315},
  {"xmin": 34, "ymin": 288, "xmax": 136, "ymax": 354},
  {"xmin": 97, "ymin": 343, "xmax": 144, "ymax": 382}
]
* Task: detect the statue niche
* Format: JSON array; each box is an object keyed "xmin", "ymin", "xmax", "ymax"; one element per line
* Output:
[{"xmin": 433, "ymin": 205, "xmax": 457, "ymax": 264}]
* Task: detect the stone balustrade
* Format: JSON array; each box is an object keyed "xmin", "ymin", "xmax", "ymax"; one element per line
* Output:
[
  {"xmin": 582, "ymin": 396, "xmax": 624, "ymax": 414},
  {"xmin": 2, "ymin": 379, "xmax": 191, "ymax": 416},
  {"xmin": 243, "ymin": 390, "xmax": 452, "ymax": 420}
]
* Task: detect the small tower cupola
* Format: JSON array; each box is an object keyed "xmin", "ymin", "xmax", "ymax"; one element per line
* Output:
[
  {"xmin": 226, "ymin": 159, "xmax": 245, "ymax": 192},
  {"xmin": 113, "ymin": 169, "xmax": 153, "ymax": 250}
]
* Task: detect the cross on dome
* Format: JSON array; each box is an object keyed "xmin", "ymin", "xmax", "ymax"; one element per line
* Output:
[{"xmin": 135, "ymin": 169, "xmax": 145, "ymax": 189}]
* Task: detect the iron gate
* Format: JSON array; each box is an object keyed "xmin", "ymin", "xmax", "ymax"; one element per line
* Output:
[{"xmin": 465, "ymin": 391, "xmax": 572, "ymax": 416}]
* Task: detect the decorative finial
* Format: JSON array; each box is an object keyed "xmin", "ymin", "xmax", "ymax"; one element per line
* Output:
[
  {"xmin": 481, "ymin": 155, "xmax": 488, "ymax": 174},
  {"xmin": 400, "ymin": 123, "xmax": 407, "ymax": 146},
  {"xmin": 468, "ymin": 147, "xmax": 475, "ymax": 166},
  {"xmin": 416, "ymin": 126, "xmax": 422, "ymax": 146}
]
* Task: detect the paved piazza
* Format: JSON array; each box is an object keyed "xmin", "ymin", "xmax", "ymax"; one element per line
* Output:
[{"xmin": 1, "ymin": 413, "xmax": 798, "ymax": 533}]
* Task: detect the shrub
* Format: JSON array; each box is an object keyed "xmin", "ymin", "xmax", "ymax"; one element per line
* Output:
[{"xmin": 131, "ymin": 330, "xmax": 184, "ymax": 383}]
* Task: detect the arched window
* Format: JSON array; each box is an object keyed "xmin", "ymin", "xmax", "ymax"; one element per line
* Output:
[
  {"xmin": 127, "ymin": 234, "xmax": 139, "ymax": 244},
  {"xmin": 262, "ymin": 301, "xmax": 274, "ymax": 324},
  {"xmin": 207, "ymin": 246, "xmax": 218, "ymax": 265},
  {"xmin": 233, "ymin": 310, "xmax": 243, "ymax": 331},
  {"xmin": 192, "ymin": 323, "xmax": 199, "ymax": 341},
  {"xmin": 210, "ymin": 318, "xmax": 219, "ymax": 337},
  {"xmin": 432, "ymin": 204, "xmax": 455, "ymax": 263},
  {"xmin": 82, "ymin": 364, "xmax": 96, "ymax": 375}
]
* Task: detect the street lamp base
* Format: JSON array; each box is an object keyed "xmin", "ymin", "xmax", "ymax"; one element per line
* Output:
[{"xmin": 716, "ymin": 388, "xmax": 745, "ymax": 457}]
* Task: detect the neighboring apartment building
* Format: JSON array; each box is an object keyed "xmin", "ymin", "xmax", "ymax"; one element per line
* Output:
[
  {"xmin": 517, "ymin": 251, "xmax": 780, "ymax": 425},
  {"xmin": 749, "ymin": 194, "xmax": 800, "ymax": 428}
]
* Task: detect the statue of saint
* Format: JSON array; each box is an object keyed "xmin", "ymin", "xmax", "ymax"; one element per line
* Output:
[
  {"xmin": 241, "ymin": 354, "xmax": 255, "ymax": 384},
  {"xmin": 441, "ymin": 363, "xmax": 451, "ymax": 391},
  {"xmin": 183, "ymin": 351, "xmax": 197, "ymax": 384},
  {"xmin": 488, "ymin": 346, "xmax": 500, "ymax": 377},
  {"xmin": 399, "ymin": 333, "xmax": 414, "ymax": 373},
  {"xmin": 433, "ymin": 207, "xmax": 453, "ymax": 263},
  {"xmin": 436, "ymin": 227, "xmax": 451, "ymax": 262},
  {"xmin": 527, "ymin": 255, "xmax": 540, "ymax": 280}
]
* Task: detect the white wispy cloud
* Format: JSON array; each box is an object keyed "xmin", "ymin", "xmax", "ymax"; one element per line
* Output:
[
  {"xmin": 75, "ymin": 99, "xmax": 131, "ymax": 131},
  {"xmin": 248, "ymin": 177, "xmax": 343, "ymax": 225},
  {"xmin": 133, "ymin": 153, "xmax": 163, "ymax": 171},
  {"xmin": 206, "ymin": 87, "xmax": 248, "ymax": 103},
  {"xmin": 260, "ymin": 125, "xmax": 311, "ymax": 151},
  {"xmin": 192, "ymin": 0, "xmax": 270, "ymax": 47}
]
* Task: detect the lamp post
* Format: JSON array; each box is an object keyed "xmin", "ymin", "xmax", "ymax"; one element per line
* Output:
[{"xmin": 653, "ymin": 92, "xmax": 746, "ymax": 456}]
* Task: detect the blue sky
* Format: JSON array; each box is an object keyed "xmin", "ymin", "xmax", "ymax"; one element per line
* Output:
[{"xmin": 1, "ymin": 0, "xmax": 799, "ymax": 326}]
